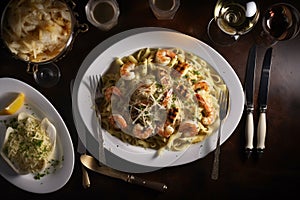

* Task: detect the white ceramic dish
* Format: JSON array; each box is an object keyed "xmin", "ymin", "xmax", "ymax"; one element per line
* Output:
[
  {"xmin": 73, "ymin": 27, "xmax": 244, "ymax": 171},
  {"xmin": 0, "ymin": 77, "xmax": 74, "ymax": 193}
]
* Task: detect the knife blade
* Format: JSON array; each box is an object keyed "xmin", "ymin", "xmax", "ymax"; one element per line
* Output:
[
  {"xmin": 244, "ymin": 44, "xmax": 257, "ymax": 158},
  {"xmin": 257, "ymin": 47, "xmax": 273, "ymax": 155},
  {"xmin": 80, "ymin": 154, "xmax": 168, "ymax": 192}
]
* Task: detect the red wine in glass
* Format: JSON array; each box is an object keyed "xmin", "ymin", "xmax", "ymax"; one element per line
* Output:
[{"xmin": 260, "ymin": 3, "xmax": 300, "ymax": 46}]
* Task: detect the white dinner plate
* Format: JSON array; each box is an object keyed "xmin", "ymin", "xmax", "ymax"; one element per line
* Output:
[
  {"xmin": 0, "ymin": 78, "xmax": 74, "ymax": 193},
  {"xmin": 73, "ymin": 27, "xmax": 244, "ymax": 171}
]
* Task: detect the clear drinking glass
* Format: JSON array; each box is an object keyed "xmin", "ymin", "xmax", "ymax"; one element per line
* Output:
[
  {"xmin": 149, "ymin": 0, "xmax": 180, "ymax": 20},
  {"xmin": 85, "ymin": 0, "xmax": 120, "ymax": 31},
  {"xmin": 257, "ymin": 3, "xmax": 300, "ymax": 47},
  {"xmin": 31, "ymin": 63, "xmax": 61, "ymax": 88},
  {"xmin": 207, "ymin": 0, "xmax": 260, "ymax": 46}
]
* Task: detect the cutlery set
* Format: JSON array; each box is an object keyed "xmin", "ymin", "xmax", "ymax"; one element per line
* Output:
[{"xmin": 244, "ymin": 45, "xmax": 273, "ymax": 158}]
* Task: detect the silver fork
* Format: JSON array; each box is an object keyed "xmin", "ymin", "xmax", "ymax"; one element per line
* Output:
[
  {"xmin": 89, "ymin": 74, "xmax": 106, "ymax": 164},
  {"xmin": 70, "ymin": 79, "xmax": 90, "ymax": 188},
  {"xmin": 211, "ymin": 89, "xmax": 229, "ymax": 180}
]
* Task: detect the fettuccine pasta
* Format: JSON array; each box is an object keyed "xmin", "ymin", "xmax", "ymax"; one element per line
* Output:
[{"xmin": 97, "ymin": 47, "xmax": 227, "ymax": 154}]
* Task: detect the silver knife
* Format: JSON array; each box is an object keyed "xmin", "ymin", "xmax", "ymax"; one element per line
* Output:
[
  {"xmin": 257, "ymin": 47, "xmax": 273, "ymax": 155},
  {"xmin": 244, "ymin": 44, "xmax": 257, "ymax": 158},
  {"xmin": 80, "ymin": 154, "xmax": 168, "ymax": 192}
]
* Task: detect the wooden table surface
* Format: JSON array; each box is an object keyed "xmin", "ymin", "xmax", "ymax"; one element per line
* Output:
[{"xmin": 0, "ymin": 0, "xmax": 300, "ymax": 199}]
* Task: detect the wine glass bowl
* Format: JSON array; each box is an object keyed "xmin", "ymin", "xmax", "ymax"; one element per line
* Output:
[
  {"xmin": 259, "ymin": 3, "xmax": 300, "ymax": 46},
  {"xmin": 207, "ymin": 0, "xmax": 260, "ymax": 46},
  {"xmin": 31, "ymin": 63, "xmax": 61, "ymax": 88}
]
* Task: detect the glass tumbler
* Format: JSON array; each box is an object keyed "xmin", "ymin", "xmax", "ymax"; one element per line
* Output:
[
  {"xmin": 149, "ymin": 0, "xmax": 180, "ymax": 20},
  {"xmin": 85, "ymin": 0, "xmax": 120, "ymax": 31}
]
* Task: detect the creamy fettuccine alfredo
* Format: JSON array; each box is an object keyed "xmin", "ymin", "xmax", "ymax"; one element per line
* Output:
[
  {"xmin": 0, "ymin": 112, "xmax": 56, "ymax": 175},
  {"xmin": 97, "ymin": 47, "xmax": 227, "ymax": 154}
]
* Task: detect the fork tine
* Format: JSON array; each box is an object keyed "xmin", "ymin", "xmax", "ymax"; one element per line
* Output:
[
  {"xmin": 89, "ymin": 74, "xmax": 103, "ymax": 102},
  {"xmin": 89, "ymin": 75, "xmax": 96, "ymax": 99},
  {"xmin": 218, "ymin": 90, "xmax": 224, "ymax": 105},
  {"xmin": 222, "ymin": 89, "xmax": 229, "ymax": 118},
  {"xmin": 89, "ymin": 74, "xmax": 106, "ymax": 164},
  {"xmin": 219, "ymin": 89, "xmax": 229, "ymax": 119}
]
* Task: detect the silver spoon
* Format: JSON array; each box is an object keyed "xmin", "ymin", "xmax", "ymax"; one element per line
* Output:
[{"xmin": 80, "ymin": 154, "xmax": 168, "ymax": 192}]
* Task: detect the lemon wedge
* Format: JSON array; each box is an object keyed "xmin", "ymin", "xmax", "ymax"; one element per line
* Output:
[{"xmin": 0, "ymin": 92, "xmax": 25, "ymax": 115}]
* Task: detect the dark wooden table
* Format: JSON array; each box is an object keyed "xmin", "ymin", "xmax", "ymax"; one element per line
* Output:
[{"xmin": 1, "ymin": 0, "xmax": 300, "ymax": 199}]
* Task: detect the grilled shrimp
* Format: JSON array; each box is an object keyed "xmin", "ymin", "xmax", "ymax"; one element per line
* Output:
[
  {"xmin": 110, "ymin": 114, "xmax": 127, "ymax": 129},
  {"xmin": 104, "ymin": 86, "xmax": 122, "ymax": 101},
  {"xmin": 155, "ymin": 49, "xmax": 177, "ymax": 66},
  {"xmin": 133, "ymin": 123, "xmax": 154, "ymax": 139},
  {"xmin": 178, "ymin": 120, "xmax": 199, "ymax": 137},
  {"xmin": 172, "ymin": 61, "xmax": 190, "ymax": 77},
  {"xmin": 195, "ymin": 93, "xmax": 216, "ymax": 125},
  {"xmin": 193, "ymin": 80, "xmax": 209, "ymax": 92},
  {"xmin": 201, "ymin": 109, "xmax": 216, "ymax": 126},
  {"xmin": 156, "ymin": 107, "xmax": 180, "ymax": 138},
  {"xmin": 156, "ymin": 124, "xmax": 174, "ymax": 138},
  {"xmin": 161, "ymin": 88, "xmax": 173, "ymax": 107},
  {"xmin": 120, "ymin": 61, "xmax": 135, "ymax": 80},
  {"xmin": 167, "ymin": 107, "xmax": 180, "ymax": 124}
]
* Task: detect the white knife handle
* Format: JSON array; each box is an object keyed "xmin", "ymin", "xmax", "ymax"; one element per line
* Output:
[
  {"xmin": 257, "ymin": 112, "xmax": 266, "ymax": 154},
  {"xmin": 245, "ymin": 111, "xmax": 254, "ymax": 156}
]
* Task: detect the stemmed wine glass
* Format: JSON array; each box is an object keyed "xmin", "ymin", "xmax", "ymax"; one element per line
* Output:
[
  {"xmin": 257, "ymin": 3, "xmax": 300, "ymax": 47},
  {"xmin": 207, "ymin": 0, "xmax": 260, "ymax": 46}
]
